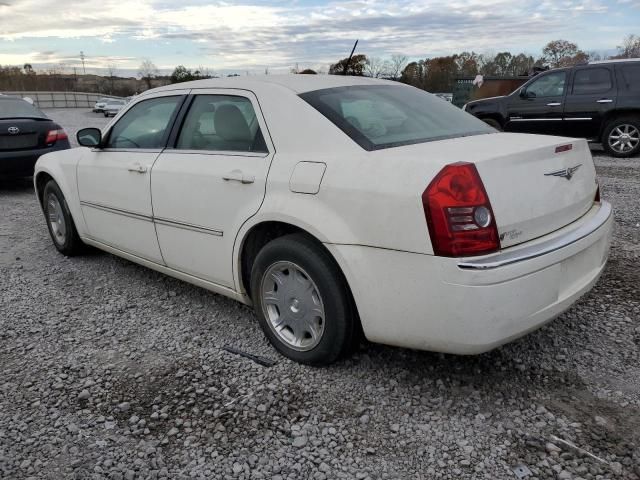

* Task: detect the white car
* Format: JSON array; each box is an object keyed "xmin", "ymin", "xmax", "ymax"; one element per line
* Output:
[
  {"xmin": 92, "ymin": 98, "xmax": 110, "ymax": 113},
  {"xmin": 34, "ymin": 76, "xmax": 612, "ymax": 365},
  {"xmin": 103, "ymin": 99, "xmax": 126, "ymax": 117}
]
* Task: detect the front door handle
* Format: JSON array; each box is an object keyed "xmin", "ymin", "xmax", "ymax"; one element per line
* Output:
[
  {"xmin": 547, "ymin": 102, "xmax": 562, "ymax": 107},
  {"xmin": 597, "ymin": 99, "xmax": 613, "ymax": 103},
  {"xmin": 127, "ymin": 163, "xmax": 147, "ymax": 173},
  {"xmin": 222, "ymin": 169, "xmax": 255, "ymax": 184}
]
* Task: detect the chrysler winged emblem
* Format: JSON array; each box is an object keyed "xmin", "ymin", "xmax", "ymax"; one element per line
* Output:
[
  {"xmin": 544, "ymin": 164, "xmax": 582, "ymax": 181},
  {"xmin": 7, "ymin": 126, "xmax": 20, "ymax": 135}
]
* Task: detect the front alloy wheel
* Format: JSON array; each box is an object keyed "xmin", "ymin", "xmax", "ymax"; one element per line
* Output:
[
  {"xmin": 47, "ymin": 193, "xmax": 67, "ymax": 246},
  {"xmin": 42, "ymin": 179, "xmax": 83, "ymax": 256}
]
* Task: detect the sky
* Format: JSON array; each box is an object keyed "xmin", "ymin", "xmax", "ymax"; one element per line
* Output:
[{"xmin": 0, "ymin": 0, "xmax": 639, "ymax": 76}]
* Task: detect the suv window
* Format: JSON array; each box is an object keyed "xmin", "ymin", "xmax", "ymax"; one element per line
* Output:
[
  {"xmin": 176, "ymin": 95, "xmax": 268, "ymax": 153},
  {"xmin": 621, "ymin": 64, "xmax": 640, "ymax": 91},
  {"xmin": 572, "ymin": 68, "xmax": 612, "ymax": 94},
  {"xmin": 301, "ymin": 85, "xmax": 493, "ymax": 151},
  {"xmin": 524, "ymin": 71, "xmax": 567, "ymax": 98},
  {"xmin": 106, "ymin": 96, "xmax": 182, "ymax": 149}
]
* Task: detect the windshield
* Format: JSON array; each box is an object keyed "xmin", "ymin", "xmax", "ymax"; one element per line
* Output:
[
  {"xmin": 0, "ymin": 98, "xmax": 48, "ymax": 119},
  {"xmin": 300, "ymin": 85, "xmax": 493, "ymax": 151}
]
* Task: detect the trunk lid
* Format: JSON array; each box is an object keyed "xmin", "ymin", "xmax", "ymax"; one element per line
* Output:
[
  {"xmin": 0, "ymin": 118, "xmax": 54, "ymax": 150},
  {"xmin": 387, "ymin": 133, "xmax": 597, "ymax": 251},
  {"xmin": 473, "ymin": 134, "xmax": 597, "ymax": 248}
]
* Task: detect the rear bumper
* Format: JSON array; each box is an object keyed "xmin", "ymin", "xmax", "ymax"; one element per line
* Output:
[
  {"xmin": 326, "ymin": 201, "xmax": 613, "ymax": 354},
  {"xmin": 0, "ymin": 141, "xmax": 70, "ymax": 176}
]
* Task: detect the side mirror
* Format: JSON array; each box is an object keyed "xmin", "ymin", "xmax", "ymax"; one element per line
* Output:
[
  {"xmin": 77, "ymin": 128, "xmax": 102, "ymax": 148},
  {"xmin": 519, "ymin": 88, "xmax": 527, "ymax": 98}
]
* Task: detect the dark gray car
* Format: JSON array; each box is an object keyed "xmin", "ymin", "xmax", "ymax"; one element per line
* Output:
[{"xmin": 0, "ymin": 96, "xmax": 71, "ymax": 177}]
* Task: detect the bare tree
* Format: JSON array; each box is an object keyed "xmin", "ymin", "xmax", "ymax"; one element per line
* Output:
[
  {"xmin": 389, "ymin": 54, "xmax": 408, "ymax": 80},
  {"xmin": 138, "ymin": 59, "xmax": 158, "ymax": 90},
  {"xmin": 106, "ymin": 63, "xmax": 118, "ymax": 94},
  {"xmin": 616, "ymin": 34, "xmax": 640, "ymax": 58},
  {"xmin": 365, "ymin": 56, "xmax": 391, "ymax": 78}
]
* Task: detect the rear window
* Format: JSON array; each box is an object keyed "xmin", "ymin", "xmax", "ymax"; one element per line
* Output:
[
  {"xmin": 0, "ymin": 98, "xmax": 47, "ymax": 119},
  {"xmin": 572, "ymin": 68, "xmax": 612, "ymax": 94},
  {"xmin": 300, "ymin": 85, "xmax": 493, "ymax": 151},
  {"xmin": 621, "ymin": 64, "xmax": 640, "ymax": 91}
]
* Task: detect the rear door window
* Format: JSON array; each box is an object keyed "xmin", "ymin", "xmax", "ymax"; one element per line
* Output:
[
  {"xmin": 176, "ymin": 95, "xmax": 268, "ymax": 153},
  {"xmin": 572, "ymin": 68, "xmax": 613, "ymax": 94},
  {"xmin": 620, "ymin": 64, "xmax": 640, "ymax": 92}
]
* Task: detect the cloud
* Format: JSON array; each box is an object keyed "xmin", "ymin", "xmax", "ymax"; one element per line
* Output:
[{"xmin": 0, "ymin": 0, "xmax": 632, "ymax": 71}]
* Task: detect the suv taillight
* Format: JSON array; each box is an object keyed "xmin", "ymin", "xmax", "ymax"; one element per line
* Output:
[
  {"xmin": 422, "ymin": 162, "xmax": 500, "ymax": 257},
  {"xmin": 45, "ymin": 129, "xmax": 68, "ymax": 145}
]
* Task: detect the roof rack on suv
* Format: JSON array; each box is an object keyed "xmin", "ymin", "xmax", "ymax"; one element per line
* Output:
[{"xmin": 588, "ymin": 58, "xmax": 640, "ymax": 64}]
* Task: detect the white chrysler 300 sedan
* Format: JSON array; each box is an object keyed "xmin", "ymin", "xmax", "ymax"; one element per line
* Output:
[{"xmin": 34, "ymin": 75, "xmax": 613, "ymax": 365}]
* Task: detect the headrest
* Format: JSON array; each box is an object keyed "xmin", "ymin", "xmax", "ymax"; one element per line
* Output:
[{"xmin": 214, "ymin": 104, "xmax": 252, "ymax": 142}]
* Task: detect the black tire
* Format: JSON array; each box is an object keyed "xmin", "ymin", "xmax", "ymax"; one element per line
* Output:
[
  {"xmin": 42, "ymin": 180, "xmax": 84, "ymax": 256},
  {"xmin": 250, "ymin": 233, "xmax": 355, "ymax": 366},
  {"xmin": 104, "ymin": 112, "xmax": 109, "ymax": 117},
  {"xmin": 482, "ymin": 118, "xmax": 503, "ymax": 131},
  {"xmin": 602, "ymin": 116, "xmax": 640, "ymax": 158}
]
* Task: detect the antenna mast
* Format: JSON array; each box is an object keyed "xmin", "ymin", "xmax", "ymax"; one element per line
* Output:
[{"xmin": 344, "ymin": 40, "xmax": 358, "ymax": 76}]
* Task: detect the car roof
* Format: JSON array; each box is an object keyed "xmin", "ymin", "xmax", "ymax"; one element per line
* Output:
[
  {"xmin": 588, "ymin": 58, "xmax": 640, "ymax": 65},
  {"xmin": 147, "ymin": 74, "xmax": 397, "ymax": 96}
]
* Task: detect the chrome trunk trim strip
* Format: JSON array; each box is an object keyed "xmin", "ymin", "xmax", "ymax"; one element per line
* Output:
[{"xmin": 458, "ymin": 201, "xmax": 612, "ymax": 270}]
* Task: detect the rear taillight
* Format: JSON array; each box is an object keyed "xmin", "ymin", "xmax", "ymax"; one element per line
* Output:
[
  {"xmin": 45, "ymin": 129, "xmax": 68, "ymax": 145},
  {"xmin": 422, "ymin": 162, "xmax": 500, "ymax": 257}
]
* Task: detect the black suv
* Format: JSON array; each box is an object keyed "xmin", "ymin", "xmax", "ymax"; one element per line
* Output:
[{"xmin": 463, "ymin": 59, "xmax": 640, "ymax": 157}]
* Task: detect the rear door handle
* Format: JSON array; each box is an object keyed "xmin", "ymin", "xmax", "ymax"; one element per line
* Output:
[
  {"xmin": 597, "ymin": 99, "xmax": 613, "ymax": 103},
  {"xmin": 547, "ymin": 102, "xmax": 562, "ymax": 107},
  {"xmin": 127, "ymin": 163, "xmax": 147, "ymax": 173},
  {"xmin": 222, "ymin": 169, "xmax": 255, "ymax": 184}
]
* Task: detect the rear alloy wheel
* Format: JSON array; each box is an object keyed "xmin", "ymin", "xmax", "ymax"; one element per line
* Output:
[
  {"xmin": 251, "ymin": 234, "xmax": 354, "ymax": 365},
  {"xmin": 603, "ymin": 118, "xmax": 640, "ymax": 158},
  {"xmin": 43, "ymin": 180, "xmax": 83, "ymax": 256}
]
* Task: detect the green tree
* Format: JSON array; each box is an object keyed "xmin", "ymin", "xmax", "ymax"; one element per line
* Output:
[
  {"xmin": 400, "ymin": 61, "xmax": 426, "ymax": 88},
  {"xmin": 542, "ymin": 40, "xmax": 587, "ymax": 68},
  {"xmin": 170, "ymin": 65, "xmax": 195, "ymax": 83},
  {"xmin": 329, "ymin": 54, "xmax": 368, "ymax": 76}
]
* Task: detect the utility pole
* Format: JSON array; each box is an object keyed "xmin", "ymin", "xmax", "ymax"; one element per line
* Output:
[{"xmin": 80, "ymin": 51, "xmax": 86, "ymax": 75}]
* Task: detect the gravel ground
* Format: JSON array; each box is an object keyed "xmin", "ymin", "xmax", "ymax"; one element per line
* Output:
[{"xmin": 0, "ymin": 109, "xmax": 639, "ymax": 480}]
